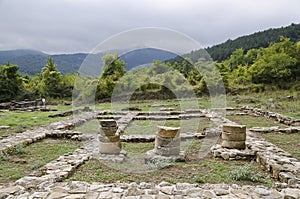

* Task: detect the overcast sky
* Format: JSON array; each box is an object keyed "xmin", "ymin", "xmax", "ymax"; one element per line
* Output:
[{"xmin": 0, "ymin": 0, "xmax": 299, "ymax": 54}]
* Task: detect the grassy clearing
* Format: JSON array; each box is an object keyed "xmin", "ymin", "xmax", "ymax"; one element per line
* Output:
[
  {"xmin": 123, "ymin": 118, "xmax": 212, "ymax": 135},
  {"xmin": 226, "ymin": 115, "xmax": 287, "ymax": 128},
  {"xmin": 76, "ymin": 118, "xmax": 213, "ymax": 136},
  {"xmin": 0, "ymin": 138, "xmax": 81, "ymax": 184},
  {"xmin": 227, "ymin": 90, "xmax": 300, "ymax": 119},
  {"xmin": 0, "ymin": 105, "xmax": 73, "ymax": 137},
  {"xmin": 75, "ymin": 119, "xmax": 100, "ymax": 134},
  {"xmin": 95, "ymin": 97, "xmax": 212, "ymax": 112},
  {"xmin": 259, "ymin": 132, "xmax": 300, "ymax": 160},
  {"xmin": 67, "ymin": 140, "xmax": 274, "ymax": 187},
  {"xmin": 95, "ymin": 90, "xmax": 300, "ymax": 119}
]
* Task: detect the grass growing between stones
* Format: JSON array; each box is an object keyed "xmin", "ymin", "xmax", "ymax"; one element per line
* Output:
[
  {"xmin": 75, "ymin": 119, "xmax": 100, "ymax": 134},
  {"xmin": 0, "ymin": 138, "xmax": 80, "ymax": 184},
  {"xmin": 95, "ymin": 97, "xmax": 212, "ymax": 112},
  {"xmin": 226, "ymin": 115, "xmax": 287, "ymax": 128},
  {"xmin": 0, "ymin": 105, "xmax": 73, "ymax": 138},
  {"xmin": 124, "ymin": 118, "xmax": 212, "ymax": 135},
  {"xmin": 226, "ymin": 90, "xmax": 300, "ymax": 119},
  {"xmin": 67, "ymin": 140, "xmax": 274, "ymax": 187},
  {"xmin": 259, "ymin": 132, "xmax": 300, "ymax": 160}
]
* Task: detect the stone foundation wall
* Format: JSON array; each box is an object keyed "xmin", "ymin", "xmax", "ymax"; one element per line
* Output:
[
  {"xmin": 0, "ymin": 108, "xmax": 300, "ymax": 198},
  {"xmin": 241, "ymin": 106, "xmax": 300, "ymax": 126}
]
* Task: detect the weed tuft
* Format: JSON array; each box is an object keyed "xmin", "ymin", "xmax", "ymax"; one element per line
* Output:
[{"xmin": 229, "ymin": 165, "xmax": 262, "ymax": 182}]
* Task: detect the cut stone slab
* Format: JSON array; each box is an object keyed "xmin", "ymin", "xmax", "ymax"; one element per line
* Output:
[
  {"xmin": 157, "ymin": 126, "xmax": 180, "ymax": 138},
  {"xmin": 222, "ymin": 131, "xmax": 246, "ymax": 141},
  {"xmin": 223, "ymin": 124, "xmax": 246, "ymax": 133},
  {"xmin": 155, "ymin": 146, "xmax": 181, "ymax": 156},
  {"xmin": 144, "ymin": 149, "xmax": 185, "ymax": 167},
  {"xmin": 98, "ymin": 142, "xmax": 122, "ymax": 155},
  {"xmin": 282, "ymin": 188, "xmax": 300, "ymax": 199},
  {"xmin": 0, "ymin": 125, "xmax": 10, "ymax": 130},
  {"xmin": 98, "ymin": 150, "xmax": 127, "ymax": 163},
  {"xmin": 222, "ymin": 140, "xmax": 246, "ymax": 149},
  {"xmin": 0, "ymin": 186, "xmax": 22, "ymax": 195},
  {"xmin": 98, "ymin": 135, "xmax": 120, "ymax": 143},
  {"xmin": 210, "ymin": 144, "xmax": 255, "ymax": 160},
  {"xmin": 160, "ymin": 108, "xmax": 175, "ymax": 111},
  {"xmin": 99, "ymin": 119, "xmax": 117, "ymax": 127},
  {"xmin": 30, "ymin": 192, "xmax": 50, "ymax": 199},
  {"xmin": 99, "ymin": 127, "xmax": 119, "ymax": 136}
]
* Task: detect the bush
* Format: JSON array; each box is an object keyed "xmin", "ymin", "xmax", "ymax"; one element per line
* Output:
[
  {"xmin": 251, "ymin": 84, "xmax": 265, "ymax": 93},
  {"xmin": 229, "ymin": 165, "xmax": 262, "ymax": 182},
  {"xmin": 291, "ymin": 82, "xmax": 300, "ymax": 91}
]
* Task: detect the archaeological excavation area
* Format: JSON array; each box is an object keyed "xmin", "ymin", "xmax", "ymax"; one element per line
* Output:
[{"xmin": 0, "ymin": 102, "xmax": 300, "ymax": 199}]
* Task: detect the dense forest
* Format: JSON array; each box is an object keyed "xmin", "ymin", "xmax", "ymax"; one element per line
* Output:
[
  {"xmin": 189, "ymin": 23, "xmax": 300, "ymax": 62},
  {"xmin": 0, "ymin": 36, "xmax": 299, "ymax": 103}
]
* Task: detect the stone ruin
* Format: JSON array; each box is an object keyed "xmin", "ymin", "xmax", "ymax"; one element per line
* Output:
[
  {"xmin": 98, "ymin": 119, "xmax": 126, "ymax": 162},
  {"xmin": 0, "ymin": 99, "xmax": 55, "ymax": 112},
  {"xmin": 210, "ymin": 123, "xmax": 255, "ymax": 161},
  {"xmin": 0, "ymin": 107, "xmax": 299, "ymax": 198},
  {"xmin": 155, "ymin": 126, "xmax": 181, "ymax": 156},
  {"xmin": 145, "ymin": 125, "xmax": 185, "ymax": 165},
  {"xmin": 221, "ymin": 124, "xmax": 246, "ymax": 149},
  {"xmin": 96, "ymin": 120, "xmax": 186, "ymax": 165}
]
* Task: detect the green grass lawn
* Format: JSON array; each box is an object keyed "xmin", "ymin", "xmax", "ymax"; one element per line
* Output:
[
  {"xmin": 260, "ymin": 132, "xmax": 300, "ymax": 160},
  {"xmin": 0, "ymin": 138, "xmax": 81, "ymax": 184},
  {"xmin": 0, "ymin": 105, "xmax": 73, "ymax": 137},
  {"xmin": 75, "ymin": 119, "xmax": 100, "ymax": 134},
  {"xmin": 95, "ymin": 91, "xmax": 299, "ymax": 119},
  {"xmin": 95, "ymin": 97, "xmax": 212, "ymax": 112},
  {"xmin": 226, "ymin": 115, "xmax": 287, "ymax": 128},
  {"xmin": 124, "ymin": 118, "xmax": 212, "ymax": 135},
  {"xmin": 226, "ymin": 90, "xmax": 300, "ymax": 119},
  {"xmin": 67, "ymin": 140, "xmax": 273, "ymax": 187}
]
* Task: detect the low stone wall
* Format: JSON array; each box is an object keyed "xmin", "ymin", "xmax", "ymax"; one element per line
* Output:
[
  {"xmin": 249, "ymin": 126, "xmax": 300, "ymax": 134},
  {"xmin": 0, "ymin": 112, "xmax": 96, "ymax": 154},
  {"xmin": 48, "ymin": 107, "xmax": 91, "ymax": 118},
  {"xmin": 2, "ymin": 180, "xmax": 299, "ymax": 198},
  {"xmin": 241, "ymin": 106, "xmax": 300, "ymax": 126},
  {"xmin": 247, "ymin": 131, "xmax": 300, "ymax": 189},
  {"xmin": 211, "ymin": 129, "xmax": 300, "ymax": 189},
  {"xmin": 15, "ymin": 148, "xmax": 91, "ymax": 190},
  {"xmin": 121, "ymin": 133, "xmax": 206, "ymax": 143},
  {"xmin": 1, "ymin": 108, "xmax": 300, "ymax": 198}
]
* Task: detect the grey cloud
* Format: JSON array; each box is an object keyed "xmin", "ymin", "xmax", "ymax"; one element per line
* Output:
[{"xmin": 0, "ymin": 0, "xmax": 299, "ymax": 53}]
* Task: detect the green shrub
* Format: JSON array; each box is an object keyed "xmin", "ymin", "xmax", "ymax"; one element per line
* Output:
[
  {"xmin": 251, "ymin": 84, "xmax": 265, "ymax": 93},
  {"xmin": 229, "ymin": 165, "xmax": 262, "ymax": 182},
  {"xmin": 194, "ymin": 176, "xmax": 205, "ymax": 183}
]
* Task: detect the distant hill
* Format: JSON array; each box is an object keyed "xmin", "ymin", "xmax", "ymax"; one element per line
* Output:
[
  {"xmin": 120, "ymin": 48, "xmax": 177, "ymax": 70},
  {"xmin": 185, "ymin": 23, "xmax": 300, "ymax": 62},
  {"xmin": 0, "ymin": 49, "xmax": 88, "ymax": 75},
  {"xmin": 0, "ymin": 49, "xmax": 46, "ymax": 61},
  {"xmin": 3, "ymin": 23, "xmax": 300, "ymax": 74},
  {"xmin": 0, "ymin": 48, "xmax": 178, "ymax": 75}
]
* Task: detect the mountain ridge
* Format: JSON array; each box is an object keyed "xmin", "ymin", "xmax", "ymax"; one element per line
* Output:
[
  {"xmin": 1, "ymin": 23, "xmax": 300, "ymax": 75},
  {"xmin": 205, "ymin": 23, "xmax": 300, "ymax": 61}
]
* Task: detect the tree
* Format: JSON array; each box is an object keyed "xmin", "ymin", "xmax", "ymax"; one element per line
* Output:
[
  {"xmin": 249, "ymin": 37, "xmax": 297, "ymax": 85},
  {"xmin": 0, "ymin": 63, "xmax": 24, "ymax": 102},
  {"xmin": 227, "ymin": 48, "xmax": 246, "ymax": 70},
  {"xmin": 96, "ymin": 54, "xmax": 126, "ymax": 99},
  {"xmin": 39, "ymin": 57, "xmax": 63, "ymax": 98},
  {"xmin": 101, "ymin": 54, "xmax": 126, "ymax": 78}
]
